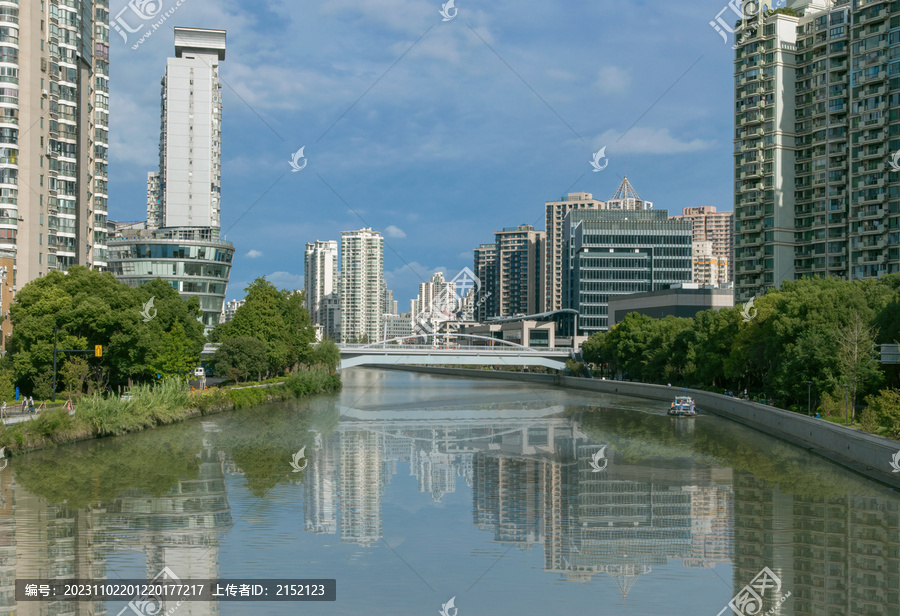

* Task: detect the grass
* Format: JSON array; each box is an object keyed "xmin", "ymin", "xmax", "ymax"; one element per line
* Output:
[{"xmin": 0, "ymin": 369, "xmax": 342, "ymax": 456}]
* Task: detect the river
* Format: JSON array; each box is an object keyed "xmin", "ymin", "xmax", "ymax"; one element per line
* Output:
[{"xmin": 4, "ymin": 368, "xmax": 898, "ymax": 615}]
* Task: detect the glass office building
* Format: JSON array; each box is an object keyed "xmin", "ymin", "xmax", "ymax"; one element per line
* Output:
[
  {"xmin": 108, "ymin": 227, "xmax": 234, "ymax": 332},
  {"xmin": 564, "ymin": 210, "xmax": 693, "ymax": 335}
]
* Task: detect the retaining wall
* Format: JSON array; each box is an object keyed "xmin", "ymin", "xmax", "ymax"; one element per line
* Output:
[{"xmin": 384, "ymin": 366, "xmax": 900, "ymax": 490}]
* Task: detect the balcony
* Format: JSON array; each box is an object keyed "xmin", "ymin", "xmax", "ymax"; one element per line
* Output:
[
  {"xmin": 859, "ymin": 238, "xmax": 886, "ymax": 249},
  {"xmin": 858, "ymin": 225, "xmax": 883, "ymax": 236},
  {"xmin": 744, "ymin": 112, "xmax": 764, "ymax": 125},
  {"xmin": 858, "ymin": 146, "xmax": 885, "ymax": 160},
  {"xmin": 857, "ymin": 194, "xmax": 885, "ymax": 205},
  {"xmin": 857, "ymin": 207, "xmax": 884, "ymax": 219}
]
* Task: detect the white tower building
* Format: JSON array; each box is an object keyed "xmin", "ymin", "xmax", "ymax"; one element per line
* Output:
[
  {"xmin": 159, "ymin": 27, "xmax": 226, "ymax": 229},
  {"xmin": 339, "ymin": 229, "xmax": 384, "ymax": 343},
  {"xmin": 305, "ymin": 240, "xmax": 339, "ymax": 337}
]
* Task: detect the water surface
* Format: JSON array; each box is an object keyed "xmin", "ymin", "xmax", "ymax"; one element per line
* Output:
[{"xmin": 4, "ymin": 369, "xmax": 898, "ymax": 615}]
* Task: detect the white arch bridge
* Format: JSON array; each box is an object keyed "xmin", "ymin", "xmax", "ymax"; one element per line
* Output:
[{"xmin": 337, "ymin": 334, "xmax": 572, "ymax": 371}]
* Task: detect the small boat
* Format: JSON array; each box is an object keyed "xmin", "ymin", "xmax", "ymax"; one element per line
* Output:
[{"xmin": 668, "ymin": 396, "xmax": 698, "ymax": 416}]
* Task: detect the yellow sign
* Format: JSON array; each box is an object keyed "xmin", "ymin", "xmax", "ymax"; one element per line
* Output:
[{"xmin": 94, "ymin": 345, "xmax": 102, "ymax": 358}]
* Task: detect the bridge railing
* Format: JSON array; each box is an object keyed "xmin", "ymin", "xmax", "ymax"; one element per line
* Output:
[{"xmin": 339, "ymin": 344, "xmax": 572, "ymax": 353}]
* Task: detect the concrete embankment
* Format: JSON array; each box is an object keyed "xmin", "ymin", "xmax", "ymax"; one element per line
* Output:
[{"xmin": 383, "ymin": 366, "xmax": 900, "ymax": 490}]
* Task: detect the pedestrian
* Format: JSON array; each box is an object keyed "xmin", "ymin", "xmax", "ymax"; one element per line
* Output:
[
  {"xmin": 815, "ymin": 412, "xmax": 821, "ymax": 419},
  {"xmin": 28, "ymin": 396, "xmax": 34, "ymax": 414}
]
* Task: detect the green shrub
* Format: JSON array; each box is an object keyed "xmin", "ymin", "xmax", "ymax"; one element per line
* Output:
[{"xmin": 862, "ymin": 389, "xmax": 900, "ymax": 437}]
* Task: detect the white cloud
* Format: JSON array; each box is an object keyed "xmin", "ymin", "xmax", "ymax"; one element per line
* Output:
[
  {"xmin": 384, "ymin": 225, "xmax": 407, "ymax": 238},
  {"xmin": 595, "ymin": 127, "xmax": 715, "ymax": 155},
  {"xmin": 245, "ymin": 249, "xmax": 264, "ymax": 258},
  {"xmin": 268, "ymin": 271, "xmax": 304, "ymax": 291},
  {"xmin": 320, "ymin": 0, "xmax": 432, "ymax": 33},
  {"xmin": 594, "ymin": 66, "xmax": 631, "ymax": 96}
]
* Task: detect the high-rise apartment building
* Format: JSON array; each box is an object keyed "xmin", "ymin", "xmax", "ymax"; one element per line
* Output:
[
  {"xmin": 543, "ymin": 193, "xmax": 605, "ymax": 312},
  {"xmin": 733, "ymin": 0, "xmax": 900, "ymax": 301},
  {"xmin": 671, "ymin": 206, "xmax": 734, "ymax": 284},
  {"xmin": 304, "ymin": 239, "xmax": 338, "ymax": 331},
  {"xmin": 147, "ymin": 171, "xmax": 161, "ymax": 229},
  {"xmin": 158, "ymin": 27, "xmax": 225, "ymax": 228},
  {"xmin": 13, "ymin": 0, "xmax": 111, "ymax": 288},
  {"xmin": 473, "ymin": 243, "xmax": 498, "ymax": 321},
  {"xmin": 692, "ymin": 241, "xmax": 725, "ymax": 286},
  {"xmin": 109, "ymin": 28, "xmax": 232, "ymax": 333},
  {"xmin": 410, "ymin": 272, "xmax": 455, "ymax": 318},
  {"xmin": 410, "ymin": 272, "xmax": 457, "ymax": 335},
  {"xmin": 220, "ymin": 298, "xmax": 244, "ymax": 323},
  {"xmin": 494, "ymin": 225, "xmax": 545, "ymax": 317},
  {"xmin": 339, "ymin": 228, "xmax": 383, "ymax": 343},
  {"xmin": 564, "ymin": 210, "xmax": 693, "ymax": 334},
  {"xmin": 382, "ymin": 283, "xmax": 397, "ymax": 316}
]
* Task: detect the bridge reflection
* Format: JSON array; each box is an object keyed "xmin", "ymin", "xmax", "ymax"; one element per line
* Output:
[
  {"xmin": 0, "ymin": 405, "xmax": 897, "ymax": 613},
  {"xmin": 305, "ymin": 404, "xmax": 733, "ymax": 597}
]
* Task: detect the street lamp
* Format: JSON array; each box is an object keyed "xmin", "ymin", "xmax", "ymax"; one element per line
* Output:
[{"xmin": 807, "ymin": 381, "xmax": 812, "ymax": 416}]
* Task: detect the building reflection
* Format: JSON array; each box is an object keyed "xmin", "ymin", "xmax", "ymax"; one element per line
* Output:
[
  {"xmin": 2, "ymin": 406, "xmax": 897, "ymax": 614},
  {"xmin": 5, "ymin": 422, "xmax": 232, "ymax": 615},
  {"xmin": 733, "ymin": 471, "xmax": 900, "ymax": 615},
  {"xmin": 305, "ymin": 405, "xmax": 900, "ymax": 611},
  {"xmin": 310, "ymin": 405, "xmax": 735, "ymax": 597}
]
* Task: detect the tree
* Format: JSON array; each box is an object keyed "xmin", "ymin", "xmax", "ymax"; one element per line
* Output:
[
  {"xmin": 211, "ymin": 337, "xmax": 268, "ymax": 383},
  {"xmin": 7, "ymin": 266, "xmax": 206, "ymax": 394},
  {"xmin": 580, "ymin": 332, "xmax": 606, "ymax": 365},
  {"xmin": 833, "ymin": 311, "xmax": 882, "ymax": 423},
  {"xmin": 862, "ymin": 389, "xmax": 900, "ymax": 437},
  {"xmin": 210, "ymin": 278, "xmax": 317, "ymax": 376},
  {"xmin": 282, "ymin": 290, "xmax": 316, "ymax": 369},
  {"xmin": 309, "ymin": 339, "xmax": 340, "ymax": 373},
  {"xmin": 151, "ymin": 321, "xmax": 199, "ymax": 379},
  {"xmin": 603, "ymin": 312, "xmax": 658, "ymax": 381},
  {"xmin": 0, "ymin": 369, "xmax": 14, "ymax": 403},
  {"xmin": 60, "ymin": 357, "xmax": 91, "ymax": 399}
]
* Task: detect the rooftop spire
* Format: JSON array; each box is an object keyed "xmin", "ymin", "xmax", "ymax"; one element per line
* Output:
[
  {"xmin": 606, "ymin": 173, "xmax": 652, "ymax": 211},
  {"xmin": 609, "ymin": 175, "xmax": 641, "ymax": 202}
]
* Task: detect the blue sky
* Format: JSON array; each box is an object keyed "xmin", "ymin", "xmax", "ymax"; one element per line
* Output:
[{"xmin": 108, "ymin": 0, "xmax": 739, "ymax": 305}]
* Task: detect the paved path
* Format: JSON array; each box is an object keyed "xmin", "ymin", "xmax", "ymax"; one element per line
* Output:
[{"xmin": 2, "ymin": 412, "xmax": 41, "ymax": 425}]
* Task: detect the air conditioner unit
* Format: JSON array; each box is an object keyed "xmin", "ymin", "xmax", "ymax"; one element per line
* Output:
[{"xmin": 42, "ymin": 89, "xmax": 49, "ymax": 97}]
